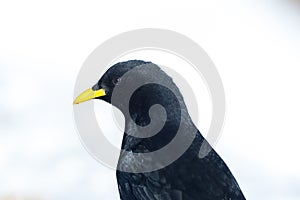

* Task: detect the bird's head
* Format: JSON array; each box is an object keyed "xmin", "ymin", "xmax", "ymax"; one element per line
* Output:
[
  {"xmin": 73, "ymin": 60, "xmax": 149, "ymax": 105},
  {"xmin": 73, "ymin": 59, "xmax": 196, "ymax": 152}
]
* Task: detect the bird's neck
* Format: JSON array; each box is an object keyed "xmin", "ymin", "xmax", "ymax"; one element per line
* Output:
[{"xmin": 119, "ymin": 84, "xmax": 194, "ymax": 152}]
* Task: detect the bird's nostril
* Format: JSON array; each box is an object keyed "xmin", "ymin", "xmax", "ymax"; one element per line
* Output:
[{"xmin": 92, "ymin": 84, "xmax": 100, "ymax": 91}]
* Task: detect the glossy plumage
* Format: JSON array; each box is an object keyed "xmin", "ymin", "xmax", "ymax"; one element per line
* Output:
[{"xmin": 95, "ymin": 60, "xmax": 245, "ymax": 200}]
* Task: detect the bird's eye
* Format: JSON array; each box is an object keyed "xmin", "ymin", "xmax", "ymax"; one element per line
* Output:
[{"xmin": 112, "ymin": 78, "xmax": 121, "ymax": 85}]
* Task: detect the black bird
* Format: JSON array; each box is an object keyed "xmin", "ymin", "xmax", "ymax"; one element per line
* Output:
[{"xmin": 73, "ymin": 60, "xmax": 245, "ymax": 200}]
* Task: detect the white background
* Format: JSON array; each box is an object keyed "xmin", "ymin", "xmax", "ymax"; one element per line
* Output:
[{"xmin": 0, "ymin": 0, "xmax": 300, "ymax": 199}]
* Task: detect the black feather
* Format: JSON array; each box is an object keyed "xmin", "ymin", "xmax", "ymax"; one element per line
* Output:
[{"xmin": 95, "ymin": 60, "xmax": 245, "ymax": 200}]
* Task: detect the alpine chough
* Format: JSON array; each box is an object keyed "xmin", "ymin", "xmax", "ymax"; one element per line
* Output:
[{"xmin": 73, "ymin": 60, "xmax": 245, "ymax": 200}]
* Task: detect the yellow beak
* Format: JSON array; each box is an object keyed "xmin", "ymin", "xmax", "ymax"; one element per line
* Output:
[{"xmin": 73, "ymin": 88, "xmax": 106, "ymax": 105}]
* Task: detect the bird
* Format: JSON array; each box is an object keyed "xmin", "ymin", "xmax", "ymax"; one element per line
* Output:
[{"xmin": 73, "ymin": 60, "xmax": 246, "ymax": 200}]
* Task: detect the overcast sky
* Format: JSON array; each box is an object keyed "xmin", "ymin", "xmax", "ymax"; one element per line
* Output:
[{"xmin": 1, "ymin": 0, "xmax": 300, "ymax": 199}]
